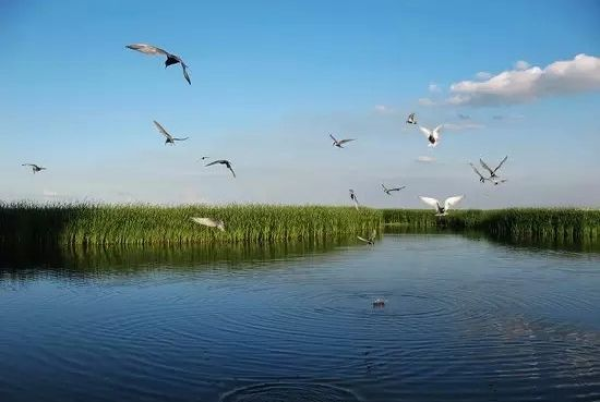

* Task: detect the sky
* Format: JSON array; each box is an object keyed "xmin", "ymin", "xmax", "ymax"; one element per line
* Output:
[{"xmin": 1, "ymin": 0, "xmax": 599, "ymax": 208}]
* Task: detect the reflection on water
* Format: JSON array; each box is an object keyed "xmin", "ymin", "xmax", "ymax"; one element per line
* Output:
[{"xmin": 1, "ymin": 234, "xmax": 600, "ymax": 402}]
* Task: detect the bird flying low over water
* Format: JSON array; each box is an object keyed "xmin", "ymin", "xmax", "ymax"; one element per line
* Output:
[
  {"xmin": 205, "ymin": 159, "xmax": 236, "ymax": 178},
  {"xmin": 382, "ymin": 183, "xmax": 406, "ymax": 195},
  {"xmin": 153, "ymin": 121, "xmax": 189, "ymax": 145},
  {"xmin": 357, "ymin": 229, "xmax": 377, "ymax": 245},
  {"xmin": 126, "ymin": 43, "xmax": 191, "ymax": 85},
  {"xmin": 330, "ymin": 134, "xmax": 355, "ymax": 148},
  {"xmin": 191, "ymin": 217, "xmax": 225, "ymax": 231},
  {"xmin": 480, "ymin": 156, "xmax": 508, "ymax": 179},
  {"xmin": 406, "ymin": 113, "xmax": 417, "ymax": 125},
  {"xmin": 419, "ymin": 124, "xmax": 443, "ymax": 147},
  {"xmin": 349, "ymin": 189, "xmax": 360, "ymax": 210},
  {"xmin": 469, "ymin": 163, "xmax": 490, "ymax": 183},
  {"xmin": 22, "ymin": 163, "xmax": 46, "ymax": 174},
  {"xmin": 419, "ymin": 195, "xmax": 464, "ymax": 216}
]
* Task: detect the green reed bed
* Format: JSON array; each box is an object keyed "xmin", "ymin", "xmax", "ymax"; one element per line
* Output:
[
  {"xmin": 0, "ymin": 203, "xmax": 383, "ymax": 246},
  {"xmin": 384, "ymin": 208, "xmax": 600, "ymax": 244}
]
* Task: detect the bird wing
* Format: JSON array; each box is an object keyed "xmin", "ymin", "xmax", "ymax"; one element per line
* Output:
[
  {"xmin": 22, "ymin": 163, "xmax": 36, "ymax": 167},
  {"xmin": 357, "ymin": 236, "xmax": 370, "ymax": 243},
  {"xmin": 173, "ymin": 137, "xmax": 189, "ymax": 141},
  {"xmin": 470, "ymin": 163, "xmax": 486, "ymax": 179},
  {"xmin": 329, "ymin": 134, "xmax": 338, "ymax": 143},
  {"xmin": 432, "ymin": 124, "xmax": 443, "ymax": 140},
  {"xmin": 389, "ymin": 186, "xmax": 406, "ymax": 192},
  {"xmin": 337, "ymin": 139, "xmax": 355, "ymax": 145},
  {"xmin": 479, "ymin": 158, "xmax": 494, "ymax": 174},
  {"xmin": 228, "ymin": 166, "xmax": 236, "ymax": 178},
  {"xmin": 419, "ymin": 196, "xmax": 441, "ymax": 210},
  {"xmin": 153, "ymin": 121, "xmax": 173, "ymax": 140},
  {"xmin": 191, "ymin": 217, "xmax": 216, "ymax": 227},
  {"xmin": 126, "ymin": 43, "xmax": 168, "ymax": 56},
  {"xmin": 381, "ymin": 184, "xmax": 387, "ymax": 192},
  {"xmin": 205, "ymin": 160, "xmax": 226, "ymax": 167},
  {"xmin": 418, "ymin": 126, "xmax": 432, "ymax": 138},
  {"xmin": 444, "ymin": 195, "xmax": 464, "ymax": 210},
  {"xmin": 181, "ymin": 62, "xmax": 192, "ymax": 85},
  {"xmin": 494, "ymin": 155, "xmax": 508, "ymax": 173},
  {"xmin": 370, "ymin": 229, "xmax": 377, "ymax": 241},
  {"xmin": 407, "ymin": 113, "xmax": 416, "ymax": 123}
]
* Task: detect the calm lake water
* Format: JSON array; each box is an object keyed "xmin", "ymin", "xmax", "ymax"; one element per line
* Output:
[{"xmin": 1, "ymin": 234, "xmax": 600, "ymax": 402}]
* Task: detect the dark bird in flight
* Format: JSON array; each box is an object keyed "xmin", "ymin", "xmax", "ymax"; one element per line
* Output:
[
  {"xmin": 330, "ymin": 134, "xmax": 355, "ymax": 148},
  {"xmin": 469, "ymin": 163, "xmax": 490, "ymax": 183},
  {"xmin": 22, "ymin": 163, "xmax": 46, "ymax": 174},
  {"xmin": 153, "ymin": 120, "xmax": 189, "ymax": 145},
  {"xmin": 382, "ymin": 183, "xmax": 406, "ymax": 195},
  {"xmin": 349, "ymin": 189, "xmax": 360, "ymax": 210},
  {"xmin": 206, "ymin": 159, "xmax": 236, "ymax": 178},
  {"xmin": 126, "ymin": 43, "xmax": 191, "ymax": 85},
  {"xmin": 480, "ymin": 156, "xmax": 508, "ymax": 179}
]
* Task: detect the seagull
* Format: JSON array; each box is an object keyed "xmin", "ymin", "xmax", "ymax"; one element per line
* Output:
[
  {"xmin": 191, "ymin": 217, "xmax": 225, "ymax": 231},
  {"xmin": 382, "ymin": 183, "xmax": 406, "ymax": 195},
  {"xmin": 469, "ymin": 163, "xmax": 490, "ymax": 183},
  {"xmin": 153, "ymin": 120, "xmax": 189, "ymax": 145},
  {"xmin": 22, "ymin": 163, "xmax": 46, "ymax": 174},
  {"xmin": 357, "ymin": 229, "xmax": 377, "ymax": 245},
  {"xmin": 419, "ymin": 195, "xmax": 464, "ymax": 216},
  {"xmin": 349, "ymin": 189, "xmax": 360, "ymax": 210},
  {"xmin": 418, "ymin": 124, "xmax": 443, "ymax": 147},
  {"xmin": 126, "ymin": 43, "xmax": 191, "ymax": 85},
  {"xmin": 480, "ymin": 156, "xmax": 508, "ymax": 179},
  {"xmin": 406, "ymin": 112, "xmax": 417, "ymax": 125},
  {"xmin": 205, "ymin": 159, "xmax": 236, "ymax": 178},
  {"xmin": 330, "ymin": 134, "xmax": 355, "ymax": 148}
]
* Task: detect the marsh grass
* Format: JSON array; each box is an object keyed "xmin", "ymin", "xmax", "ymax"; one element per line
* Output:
[
  {"xmin": 0, "ymin": 203, "xmax": 383, "ymax": 246},
  {"xmin": 384, "ymin": 208, "xmax": 600, "ymax": 244}
]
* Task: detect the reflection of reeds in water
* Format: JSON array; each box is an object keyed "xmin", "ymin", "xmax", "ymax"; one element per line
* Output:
[
  {"xmin": 0, "ymin": 234, "xmax": 360, "ymax": 279},
  {"xmin": 0, "ymin": 203, "xmax": 382, "ymax": 246},
  {"xmin": 384, "ymin": 208, "xmax": 600, "ymax": 248}
]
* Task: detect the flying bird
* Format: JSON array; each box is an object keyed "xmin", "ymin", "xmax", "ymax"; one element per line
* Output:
[
  {"xmin": 330, "ymin": 134, "xmax": 355, "ymax": 148},
  {"xmin": 126, "ymin": 43, "xmax": 191, "ymax": 85},
  {"xmin": 491, "ymin": 179, "xmax": 508, "ymax": 186},
  {"xmin": 406, "ymin": 112, "xmax": 417, "ymax": 125},
  {"xmin": 22, "ymin": 163, "xmax": 46, "ymax": 174},
  {"xmin": 469, "ymin": 163, "xmax": 490, "ymax": 183},
  {"xmin": 357, "ymin": 229, "xmax": 377, "ymax": 245},
  {"xmin": 153, "ymin": 120, "xmax": 189, "ymax": 145},
  {"xmin": 200, "ymin": 156, "xmax": 210, "ymax": 161},
  {"xmin": 349, "ymin": 189, "xmax": 360, "ymax": 210},
  {"xmin": 419, "ymin": 124, "xmax": 443, "ymax": 147},
  {"xmin": 191, "ymin": 217, "xmax": 225, "ymax": 231},
  {"xmin": 205, "ymin": 159, "xmax": 236, "ymax": 178},
  {"xmin": 382, "ymin": 183, "xmax": 406, "ymax": 195},
  {"xmin": 480, "ymin": 156, "xmax": 508, "ymax": 179},
  {"xmin": 419, "ymin": 195, "xmax": 464, "ymax": 216}
]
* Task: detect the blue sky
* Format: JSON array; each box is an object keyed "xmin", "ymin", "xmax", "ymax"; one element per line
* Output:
[{"xmin": 1, "ymin": 0, "xmax": 599, "ymax": 208}]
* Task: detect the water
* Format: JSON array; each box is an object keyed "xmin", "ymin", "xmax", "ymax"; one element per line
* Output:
[{"xmin": 1, "ymin": 235, "xmax": 600, "ymax": 402}]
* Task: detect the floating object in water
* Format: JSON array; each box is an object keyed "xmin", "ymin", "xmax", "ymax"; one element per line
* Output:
[{"xmin": 372, "ymin": 298, "xmax": 385, "ymax": 308}]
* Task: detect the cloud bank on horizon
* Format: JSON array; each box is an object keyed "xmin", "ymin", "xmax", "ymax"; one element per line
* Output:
[{"xmin": 421, "ymin": 54, "xmax": 600, "ymax": 107}]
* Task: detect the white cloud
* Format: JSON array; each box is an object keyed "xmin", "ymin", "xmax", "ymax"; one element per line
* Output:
[
  {"xmin": 475, "ymin": 71, "xmax": 492, "ymax": 80},
  {"xmin": 443, "ymin": 121, "xmax": 485, "ymax": 131},
  {"xmin": 445, "ymin": 54, "xmax": 600, "ymax": 106},
  {"xmin": 374, "ymin": 105, "xmax": 396, "ymax": 115},
  {"xmin": 418, "ymin": 97, "xmax": 435, "ymax": 106},
  {"xmin": 514, "ymin": 60, "xmax": 530, "ymax": 70},
  {"xmin": 416, "ymin": 156, "xmax": 435, "ymax": 163},
  {"xmin": 428, "ymin": 83, "xmax": 441, "ymax": 93}
]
